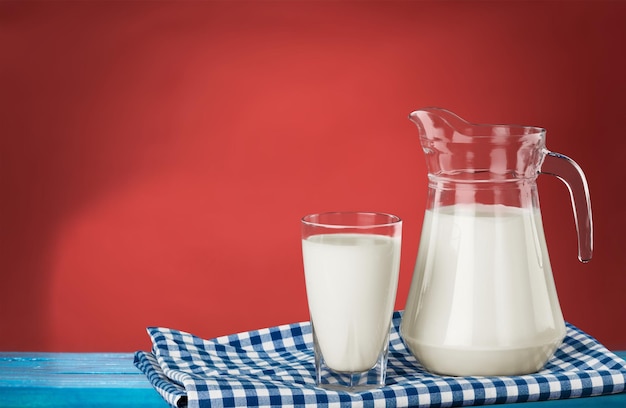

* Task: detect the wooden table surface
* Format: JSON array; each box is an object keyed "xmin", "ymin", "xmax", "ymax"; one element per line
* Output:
[{"xmin": 1, "ymin": 351, "xmax": 625, "ymax": 407}]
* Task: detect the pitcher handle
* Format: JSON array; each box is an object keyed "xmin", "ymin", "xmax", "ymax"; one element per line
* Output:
[{"xmin": 540, "ymin": 151, "xmax": 593, "ymax": 262}]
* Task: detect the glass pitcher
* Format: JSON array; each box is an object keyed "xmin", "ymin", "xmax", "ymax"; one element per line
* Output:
[{"xmin": 400, "ymin": 107, "xmax": 593, "ymax": 376}]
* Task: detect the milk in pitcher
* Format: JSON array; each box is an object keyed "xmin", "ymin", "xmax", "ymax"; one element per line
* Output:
[{"xmin": 401, "ymin": 204, "xmax": 566, "ymax": 376}]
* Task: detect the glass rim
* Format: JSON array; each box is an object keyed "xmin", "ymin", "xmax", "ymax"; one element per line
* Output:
[{"xmin": 301, "ymin": 211, "xmax": 402, "ymax": 229}]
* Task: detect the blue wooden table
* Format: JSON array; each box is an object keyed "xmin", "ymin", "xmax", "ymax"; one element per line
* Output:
[{"xmin": 1, "ymin": 352, "xmax": 625, "ymax": 407}]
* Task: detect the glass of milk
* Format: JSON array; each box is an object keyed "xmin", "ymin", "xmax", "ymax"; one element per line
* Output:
[{"xmin": 301, "ymin": 212, "xmax": 402, "ymax": 391}]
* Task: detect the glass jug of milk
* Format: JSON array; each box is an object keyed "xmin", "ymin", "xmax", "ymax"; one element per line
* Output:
[{"xmin": 400, "ymin": 107, "xmax": 593, "ymax": 376}]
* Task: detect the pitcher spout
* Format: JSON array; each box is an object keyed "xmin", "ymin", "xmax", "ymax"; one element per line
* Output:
[{"xmin": 408, "ymin": 107, "xmax": 474, "ymax": 139}]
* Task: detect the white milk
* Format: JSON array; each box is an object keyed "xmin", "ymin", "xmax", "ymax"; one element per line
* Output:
[
  {"xmin": 401, "ymin": 204, "xmax": 565, "ymax": 376},
  {"xmin": 302, "ymin": 233, "xmax": 401, "ymax": 373}
]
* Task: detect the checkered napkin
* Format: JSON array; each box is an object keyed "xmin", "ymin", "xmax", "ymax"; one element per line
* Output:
[{"xmin": 134, "ymin": 312, "xmax": 626, "ymax": 408}]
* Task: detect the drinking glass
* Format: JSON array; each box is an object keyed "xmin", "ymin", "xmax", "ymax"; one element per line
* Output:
[{"xmin": 301, "ymin": 212, "xmax": 402, "ymax": 391}]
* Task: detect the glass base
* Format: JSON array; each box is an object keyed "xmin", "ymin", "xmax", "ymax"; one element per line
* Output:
[{"xmin": 314, "ymin": 344, "xmax": 388, "ymax": 392}]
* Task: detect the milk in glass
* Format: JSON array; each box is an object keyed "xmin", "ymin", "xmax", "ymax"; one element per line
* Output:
[{"xmin": 302, "ymin": 233, "xmax": 401, "ymax": 372}]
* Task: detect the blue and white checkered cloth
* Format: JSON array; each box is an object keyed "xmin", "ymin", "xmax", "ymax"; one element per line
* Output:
[{"xmin": 134, "ymin": 311, "xmax": 626, "ymax": 408}]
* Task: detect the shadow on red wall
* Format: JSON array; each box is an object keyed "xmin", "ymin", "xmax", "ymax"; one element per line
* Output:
[{"xmin": 1, "ymin": 1, "xmax": 625, "ymax": 351}]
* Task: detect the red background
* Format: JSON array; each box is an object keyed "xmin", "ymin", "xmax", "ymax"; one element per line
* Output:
[{"xmin": 1, "ymin": 1, "xmax": 625, "ymax": 352}]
